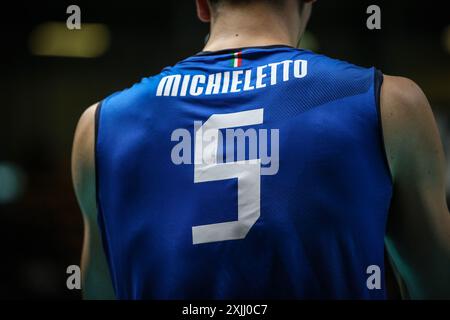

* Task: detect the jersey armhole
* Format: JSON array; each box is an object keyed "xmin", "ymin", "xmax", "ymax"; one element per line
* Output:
[
  {"xmin": 374, "ymin": 69, "xmax": 393, "ymax": 184},
  {"xmin": 94, "ymin": 100, "xmax": 117, "ymax": 294}
]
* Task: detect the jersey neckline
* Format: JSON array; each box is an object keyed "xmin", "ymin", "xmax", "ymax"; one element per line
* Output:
[{"xmin": 195, "ymin": 44, "xmax": 297, "ymax": 56}]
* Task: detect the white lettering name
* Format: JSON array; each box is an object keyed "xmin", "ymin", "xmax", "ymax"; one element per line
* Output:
[{"xmin": 156, "ymin": 59, "xmax": 308, "ymax": 97}]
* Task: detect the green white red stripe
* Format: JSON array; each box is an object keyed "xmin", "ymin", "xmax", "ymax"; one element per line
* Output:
[{"xmin": 231, "ymin": 51, "xmax": 242, "ymax": 67}]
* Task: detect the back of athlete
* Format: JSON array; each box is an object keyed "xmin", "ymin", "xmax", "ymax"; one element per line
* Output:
[
  {"xmin": 95, "ymin": 45, "xmax": 391, "ymax": 299},
  {"xmin": 72, "ymin": 0, "xmax": 450, "ymax": 300}
]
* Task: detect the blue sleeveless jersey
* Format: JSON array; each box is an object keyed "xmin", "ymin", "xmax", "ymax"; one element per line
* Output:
[{"xmin": 95, "ymin": 45, "xmax": 393, "ymax": 299}]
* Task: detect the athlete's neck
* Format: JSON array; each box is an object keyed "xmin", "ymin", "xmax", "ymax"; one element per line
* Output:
[{"xmin": 203, "ymin": 3, "xmax": 301, "ymax": 52}]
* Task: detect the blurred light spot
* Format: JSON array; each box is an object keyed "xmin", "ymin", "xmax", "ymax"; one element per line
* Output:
[
  {"xmin": 299, "ymin": 31, "xmax": 319, "ymax": 51},
  {"xmin": 29, "ymin": 22, "xmax": 110, "ymax": 58},
  {"xmin": 443, "ymin": 26, "xmax": 450, "ymax": 54},
  {"xmin": 0, "ymin": 162, "xmax": 26, "ymax": 204}
]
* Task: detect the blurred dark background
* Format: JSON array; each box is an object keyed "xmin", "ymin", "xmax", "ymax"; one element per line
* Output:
[{"xmin": 0, "ymin": 0, "xmax": 449, "ymax": 299}]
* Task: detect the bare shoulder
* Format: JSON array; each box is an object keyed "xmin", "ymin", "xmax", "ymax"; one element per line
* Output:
[
  {"xmin": 71, "ymin": 102, "xmax": 100, "ymax": 220},
  {"xmin": 381, "ymin": 76, "xmax": 450, "ymax": 299},
  {"xmin": 380, "ymin": 75, "xmax": 443, "ymax": 181},
  {"xmin": 380, "ymin": 75, "xmax": 431, "ymax": 125},
  {"xmin": 73, "ymin": 103, "xmax": 98, "ymax": 151},
  {"xmin": 72, "ymin": 102, "xmax": 116, "ymax": 299}
]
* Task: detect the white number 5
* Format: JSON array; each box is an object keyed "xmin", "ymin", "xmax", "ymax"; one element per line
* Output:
[{"xmin": 192, "ymin": 109, "xmax": 264, "ymax": 245}]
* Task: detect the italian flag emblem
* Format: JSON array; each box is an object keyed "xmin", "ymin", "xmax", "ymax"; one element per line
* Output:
[{"xmin": 230, "ymin": 51, "xmax": 242, "ymax": 67}]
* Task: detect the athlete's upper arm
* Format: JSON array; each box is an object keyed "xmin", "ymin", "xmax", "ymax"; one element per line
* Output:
[
  {"xmin": 71, "ymin": 103, "xmax": 115, "ymax": 299},
  {"xmin": 381, "ymin": 75, "xmax": 450, "ymax": 299}
]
